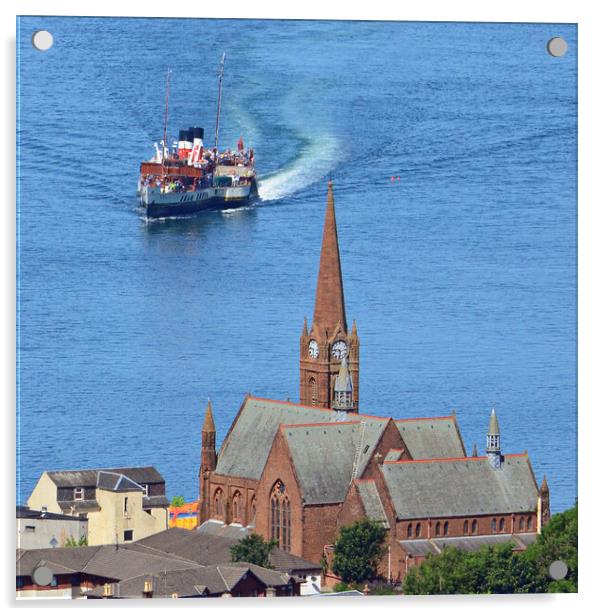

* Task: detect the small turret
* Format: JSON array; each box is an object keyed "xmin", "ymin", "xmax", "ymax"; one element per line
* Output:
[
  {"xmin": 201, "ymin": 399, "xmax": 217, "ymax": 473},
  {"xmin": 486, "ymin": 408, "xmax": 502, "ymax": 469},
  {"xmin": 538, "ymin": 474, "xmax": 551, "ymax": 529},
  {"xmin": 333, "ymin": 356, "xmax": 353, "ymax": 411}
]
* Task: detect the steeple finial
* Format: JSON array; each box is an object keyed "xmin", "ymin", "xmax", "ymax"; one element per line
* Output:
[
  {"xmin": 203, "ymin": 398, "xmax": 216, "ymax": 433},
  {"xmin": 312, "ymin": 181, "xmax": 348, "ymax": 334}
]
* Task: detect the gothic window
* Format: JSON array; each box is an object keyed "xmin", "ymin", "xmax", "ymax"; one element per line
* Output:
[
  {"xmin": 250, "ymin": 496, "xmax": 257, "ymax": 524},
  {"xmin": 499, "ymin": 518, "xmax": 506, "ymax": 532},
  {"xmin": 435, "ymin": 522, "xmax": 441, "ymax": 536},
  {"xmin": 309, "ymin": 378, "xmax": 317, "ymax": 406},
  {"xmin": 214, "ymin": 488, "xmax": 224, "ymax": 519},
  {"xmin": 463, "ymin": 520, "xmax": 469, "ymax": 535},
  {"xmin": 232, "ymin": 491, "xmax": 242, "ymax": 524},
  {"xmin": 415, "ymin": 522, "xmax": 422, "ymax": 537},
  {"xmin": 527, "ymin": 516, "xmax": 533, "ymax": 531},
  {"xmin": 471, "ymin": 519, "xmax": 478, "ymax": 535},
  {"xmin": 270, "ymin": 481, "xmax": 291, "ymax": 550},
  {"xmin": 519, "ymin": 517, "xmax": 525, "ymax": 531},
  {"xmin": 491, "ymin": 518, "xmax": 497, "ymax": 533},
  {"xmin": 407, "ymin": 523, "xmax": 413, "ymax": 538},
  {"xmin": 282, "ymin": 499, "xmax": 291, "ymax": 552},
  {"xmin": 443, "ymin": 521, "xmax": 449, "ymax": 536}
]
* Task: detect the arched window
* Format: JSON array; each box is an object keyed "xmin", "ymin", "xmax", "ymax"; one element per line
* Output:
[
  {"xmin": 463, "ymin": 520, "xmax": 469, "ymax": 535},
  {"xmin": 214, "ymin": 488, "xmax": 223, "ymax": 519},
  {"xmin": 527, "ymin": 516, "xmax": 533, "ymax": 531},
  {"xmin": 519, "ymin": 517, "xmax": 525, "ymax": 531},
  {"xmin": 491, "ymin": 518, "xmax": 497, "ymax": 532},
  {"xmin": 231, "ymin": 491, "xmax": 242, "ymax": 524},
  {"xmin": 443, "ymin": 521, "xmax": 449, "ymax": 536},
  {"xmin": 309, "ymin": 378, "xmax": 317, "ymax": 406},
  {"xmin": 435, "ymin": 522, "xmax": 441, "ymax": 536},
  {"xmin": 471, "ymin": 519, "xmax": 478, "ymax": 535},
  {"xmin": 282, "ymin": 499, "xmax": 291, "ymax": 552},
  {"xmin": 407, "ymin": 523, "xmax": 413, "ymax": 538},
  {"xmin": 415, "ymin": 522, "xmax": 422, "ymax": 537},
  {"xmin": 270, "ymin": 481, "xmax": 291, "ymax": 551},
  {"xmin": 499, "ymin": 518, "xmax": 505, "ymax": 532},
  {"xmin": 250, "ymin": 496, "xmax": 257, "ymax": 524}
]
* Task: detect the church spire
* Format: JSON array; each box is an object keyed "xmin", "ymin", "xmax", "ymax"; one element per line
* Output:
[
  {"xmin": 203, "ymin": 398, "xmax": 216, "ymax": 433},
  {"xmin": 312, "ymin": 181, "xmax": 347, "ymax": 335},
  {"xmin": 486, "ymin": 408, "xmax": 502, "ymax": 469}
]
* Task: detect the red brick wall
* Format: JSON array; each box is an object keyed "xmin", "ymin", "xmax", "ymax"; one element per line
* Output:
[{"xmin": 302, "ymin": 503, "xmax": 342, "ymax": 563}]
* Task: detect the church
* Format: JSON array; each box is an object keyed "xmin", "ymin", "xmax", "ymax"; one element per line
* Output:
[{"xmin": 197, "ymin": 182, "xmax": 550, "ymax": 582}]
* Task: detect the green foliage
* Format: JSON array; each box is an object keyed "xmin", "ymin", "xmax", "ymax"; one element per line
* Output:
[
  {"xmin": 170, "ymin": 495, "xmax": 186, "ymax": 507},
  {"xmin": 230, "ymin": 533, "xmax": 278, "ymax": 568},
  {"xmin": 403, "ymin": 504, "xmax": 578, "ymax": 595},
  {"xmin": 331, "ymin": 518, "xmax": 387, "ymax": 584},
  {"xmin": 333, "ymin": 582, "xmax": 351, "ymax": 592},
  {"xmin": 64, "ymin": 535, "xmax": 88, "ymax": 547}
]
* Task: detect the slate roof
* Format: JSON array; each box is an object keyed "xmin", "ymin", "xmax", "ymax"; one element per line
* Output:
[
  {"xmin": 57, "ymin": 500, "xmax": 101, "ymax": 513},
  {"xmin": 215, "ymin": 397, "xmax": 467, "ymax": 483},
  {"xmin": 86, "ymin": 564, "xmax": 295, "ymax": 598},
  {"xmin": 355, "ymin": 480, "xmax": 389, "ymax": 528},
  {"xmin": 96, "ymin": 471, "xmax": 143, "ymax": 493},
  {"xmin": 215, "ymin": 396, "xmax": 383, "ymax": 480},
  {"xmin": 135, "ymin": 527, "xmax": 321, "ymax": 574},
  {"xmin": 399, "ymin": 532, "xmax": 539, "ymax": 557},
  {"xmin": 382, "ymin": 454, "xmax": 538, "ymax": 519},
  {"xmin": 17, "ymin": 506, "xmax": 82, "ymax": 521},
  {"xmin": 47, "ymin": 466, "xmax": 164, "ymax": 488},
  {"xmin": 282, "ymin": 419, "xmax": 388, "ymax": 504},
  {"xmin": 395, "ymin": 417, "xmax": 466, "ymax": 459}
]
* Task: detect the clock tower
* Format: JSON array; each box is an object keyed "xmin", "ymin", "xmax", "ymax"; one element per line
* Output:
[{"xmin": 300, "ymin": 181, "xmax": 359, "ymax": 411}]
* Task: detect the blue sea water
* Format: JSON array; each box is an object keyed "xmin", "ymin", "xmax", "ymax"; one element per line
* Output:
[{"xmin": 17, "ymin": 17, "xmax": 577, "ymax": 512}]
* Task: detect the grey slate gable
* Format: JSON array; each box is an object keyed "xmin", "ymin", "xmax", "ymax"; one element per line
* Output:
[
  {"xmin": 382, "ymin": 454, "xmax": 539, "ymax": 519},
  {"xmin": 214, "ymin": 397, "xmax": 370, "ymax": 480},
  {"xmin": 395, "ymin": 417, "xmax": 466, "ymax": 460},
  {"xmin": 282, "ymin": 419, "xmax": 387, "ymax": 504}
]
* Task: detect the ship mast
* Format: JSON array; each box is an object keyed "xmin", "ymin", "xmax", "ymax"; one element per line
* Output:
[
  {"xmin": 214, "ymin": 53, "xmax": 226, "ymax": 151},
  {"xmin": 161, "ymin": 68, "xmax": 172, "ymax": 190}
]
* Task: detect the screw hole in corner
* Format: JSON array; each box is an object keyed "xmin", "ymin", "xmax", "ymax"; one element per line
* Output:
[
  {"xmin": 547, "ymin": 37, "xmax": 568, "ymax": 58},
  {"xmin": 31, "ymin": 30, "xmax": 54, "ymax": 52}
]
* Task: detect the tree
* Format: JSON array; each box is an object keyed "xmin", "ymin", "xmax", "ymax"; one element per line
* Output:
[
  {"xmin": 523, "ymin": 502, "xmax": 578, "ymax": 593},
  {"xmin": 170, "ymin": 496, "xmax": 185, "ymax": 507},
  {"xmin": 230, "ymin": 533, "xmax": 278, "ymax": 568},
  {"xmin": 331, "ymin": 518, "xmax": 387, "ymax": 584},
  {"xmin": 64, "ymin": 536, "xmax": 88, "ymax": 547}
]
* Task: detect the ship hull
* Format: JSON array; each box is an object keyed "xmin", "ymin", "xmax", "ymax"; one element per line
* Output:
[{"xmin": 140, "ymin": 180, "xmax": 258, "ymax": 219}]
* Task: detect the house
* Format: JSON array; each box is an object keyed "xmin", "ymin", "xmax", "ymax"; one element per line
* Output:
[
  {"xmin": 197, "ymin": 182, "xmax": 550, "ymax": 583},
  {"xmin": 140, "ymin": 525, "xmax": 322, "ymax": 594},
  {"xmin": 26, "ymin": 466, "xmax": 169, "ymax": 545},
  {"xmin": 17, "ymin": 506, "xmax": 88, "ymax": 550},
  {"xmin": 16, "ymin": 530, "xmax": 302, "ymax": 599}
]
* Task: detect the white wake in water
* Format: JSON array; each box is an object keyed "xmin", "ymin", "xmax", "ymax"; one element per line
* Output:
[{"xmin": 258, "ymin": 134, "xmax": 340, "ymax": 202}]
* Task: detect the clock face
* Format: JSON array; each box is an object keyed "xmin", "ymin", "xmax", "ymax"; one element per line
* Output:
[
  {"xmin": 308, "ymin": 339, "xmax": 319, "ymax": 359},
  {"xmin": 331, "ymin": 340, "xmax": 348, "ymax": 359}
]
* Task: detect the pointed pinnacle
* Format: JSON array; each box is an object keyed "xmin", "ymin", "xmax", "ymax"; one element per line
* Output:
[
  {"xmin": 302, "ymin": 316, "xmax": 308, "ymax": 337},
  {"xmin": 541, "ymin": 474, "xmax": 549, "ymax": 491},
  {"xmin": 203, "ymin": 398, "xmax": 215, "ymax": 432},
  {"xmin": 472, "ymin": 443, "xmax": 478, "ymax": 457}
]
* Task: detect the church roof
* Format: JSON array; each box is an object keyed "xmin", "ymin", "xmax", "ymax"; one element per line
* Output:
[
  {"xmin": 395, "ymin": 417, "xmax": 466, "ymax": 459},
  {"xmin": 214, "ymin": 397, "xmax": 355, "ymax": 480},
  {"xmin": 281, "ymin": 419, "xmax": 388, "ymax": 504},
  {"xmin": 355, "ymin": 479, "xmax": 389, "ymax": 528},
  {"xmin": 381, "ymin": 454, "xmax": 538, "ymax": 520},
  {"xmin": 215, "ymin": 397, "xmax": 469, "ymax": 483}
]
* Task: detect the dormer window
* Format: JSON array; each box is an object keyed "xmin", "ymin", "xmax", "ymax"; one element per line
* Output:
[{"xmin": 74, "ymin": 488, "xmax": 84, "ymax": 501}]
